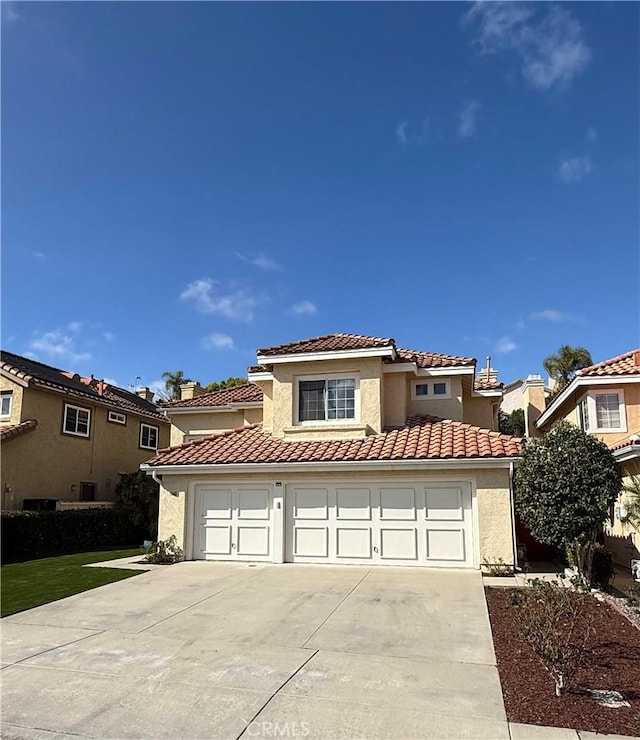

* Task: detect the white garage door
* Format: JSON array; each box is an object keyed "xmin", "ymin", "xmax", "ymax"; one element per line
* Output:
[
  {"xmin": 194, "ymin": 484, "xmax": 273, "ymax": 561},
  {"xmin": 286, "ymin": 482, "xmax": 474, "ymax": 568}
]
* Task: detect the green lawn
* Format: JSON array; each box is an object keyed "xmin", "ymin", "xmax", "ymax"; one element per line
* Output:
[{"xmin": 1, "ymin": 548, "xmax": 146, "ymax": 618}]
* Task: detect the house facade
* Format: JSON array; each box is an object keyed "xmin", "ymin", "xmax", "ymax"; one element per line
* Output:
[
  {"xmin": 0, "ymin": 351, "xmax": 170, "ymax": 510},
  {"xmin": 535, "ymin": 349, "xmax": 640, "ymax": 567},
  {"xmin": 146, "ymin": 333, "xmax": 522, "ymax": 570}
]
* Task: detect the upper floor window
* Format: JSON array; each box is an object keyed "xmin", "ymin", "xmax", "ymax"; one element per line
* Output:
[
  {"xmin": 107, "ymin": 410, "xmax": 126, "ymax": 425},
  {"xmin": 1, "ymin": 391, "xmax": 13, "ymax": 417},
  {"xmin": 63, "ymin": 403, "xmax": 91, "ymax": 438},
  {"xmin": 411, "ymin": 380, "xmax": 451, "ymax": 400},
  {"xmin": 577, "ymin": 390, "xmax": 626, "ymax": 433},
  {"xmin": 140, "ymin": 423, "xmax": 159, "ymax": 450},
  {"xmin": 298, "ymin": 376, "xmax": 357, "ymax": 423}
]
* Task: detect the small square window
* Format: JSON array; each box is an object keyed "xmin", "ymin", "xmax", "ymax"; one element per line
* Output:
[
  {"xmin": 433, "ymin": 382, "xmax": 447, "ymax": 395},
  {"xmin": 140, "ymin": 423, "xmax": 159, "ymax": 450},
  {"xmin": 415, "ymin": 384, "xmax": 429, "ymax": 397},
  {"xmin": 1, "ymin": 392, "xmax": 13, "ymax": 417},
  {"xmin": 108, "ymin": 410, "xmax": 126, "ymax": 425}
]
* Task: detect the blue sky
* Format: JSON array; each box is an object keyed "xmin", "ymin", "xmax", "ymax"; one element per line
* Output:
[{"xmin": 3, "ymin": 1, "xmax": 639, "ymax": 396}]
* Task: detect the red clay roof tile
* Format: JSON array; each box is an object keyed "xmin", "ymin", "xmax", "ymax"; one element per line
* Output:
[
  {"xmin": 257, "ymin": 333, "xmax": 395, "ymax": 357},
  {"xmin": 0, "ymin": 419, "xmax": 38, "ymax": 441},
  {"xmin": 145, "ymin": 415, "xmax": 523, "ymax": 467},
  {"xmin": 160, "ymin": 383, "xmax": 264, "ymax": 409},
  {"xmin": 577, "ymin": 349, "xmax": 640, "ymax": 377}
]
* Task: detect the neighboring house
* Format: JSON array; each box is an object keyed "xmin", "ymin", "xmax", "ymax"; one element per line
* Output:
[
  {"xmin": 534, "ymin": 349, "xmax": 640, "ymax": 568},
  {"xmin": 145, "ymin": 333, "xmax": 521, "ymax": 570},
  {"xmin": 501, "ymin": 375, "xmax": 554, "ymax": 434},
  {"xmin": 0, "ymin": 351, "xmax": 170, "ymax": 510}
]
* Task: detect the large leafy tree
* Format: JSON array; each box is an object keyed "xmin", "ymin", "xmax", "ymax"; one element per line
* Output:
[
  {"xmin": 205, "ymin": 376, "xmax": 248, "ymax": 392},
  {"xmin": 543, "ymin": 345, "xmax": 593, "ymax": 390},
  {"xmin": 161, "ymin": 370, "xmax": 193, "ymax": 401},
  {"xmin": 114, "ymin": 471, "xmax": 160, "ymax": 539},
  {"xmin": 498, "ymin": 408, "xmax": 525, "ymax": 436},
  {"xmin": 514, "ymin": 422, "xmax": 621, "ymax": 585}
]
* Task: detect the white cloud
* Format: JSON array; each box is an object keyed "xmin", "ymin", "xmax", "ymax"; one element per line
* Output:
[
  {"xmin": 465, "ymin": 3, "xmax": 591, "ymax": 91},
  {"xmin": 396, "ymin": 118, "xmax": 430, "ymax": 146},
  {"xmin": 496, "ymin": 336, "xmax": 517, "ymax": 354},
  {"xmin": 180, "ymin": 278, "xmax": 258, "ymax": 322},
  {"xmin": 586, "ymin": 126, "xmax": 598, "ymax": 144},
  {"xmin": 236, "ymin": 252, "xmax": 280, "ymax": 271},
  {"xmin": 67, "ymin": 321, "xmax": 83, "ymax": 333},
  {"xmin": 530, "ymin": 309, "xmax": 582, "ymax": 324},
  {"xmin": 29, "ymin": 329, "xmax": 92, "ymax": 365},
  {"xmin": 32, "ymin": 251, "xmax": 46, "ymax": 260},
  {"xmin": 559, "ymin": 155, "xmax": 592, "ymax": 183},
  {"xmin": 202, "ymin": 333, "xmax": 235, "ymax": 350},
  {"xmin": 3, "ymin": 4, "xmax": 20, "ymax": 21},
  {"xmin": 102, "ymin": 331, "xmax": 115, "ymax": 342},
  {"xmin": 291, "ymin": 300, "xmax": 317, "ymax": 316},
  {"xmin": 458, "ymin": 101, "xmax": 481, "ymax": 138}
]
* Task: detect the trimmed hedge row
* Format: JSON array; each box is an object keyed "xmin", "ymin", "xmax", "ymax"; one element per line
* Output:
[{"xmin": 1, "ymin": 508, "xmax": 146, "ymax": 563}]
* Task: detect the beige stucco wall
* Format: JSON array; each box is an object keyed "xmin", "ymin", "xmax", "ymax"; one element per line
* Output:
[
  {"xmin": 1, "ymin": 386, "xmax": 170, "ymax": 510},
  {"xmin": 382, "ymin": 373, "xmax": 406, "ymax": 427},
  {"xmin": 271, "ymin": 357, "xmax": 383, "ymax": 439},
  {"xmin": 604, "ymin": 460, "xmax": 640, "ymax": 567},
  {"xmin": 168, "ymin": 407, "xmax": 264, "ymax": 446},
  {"xmin": 463, "ymin": 396, "xmax": 497, "ymax": 430},
  {"xmin": 0, "ymin": 376, "xmax": 25, "ymax": 425},
  {"xmin": 406, "ymin": 376, "xmax": 464, "ymax": 421},
  {"xmin": 157, "ymin": 465, "xmax": 514, "ymax": 568}
]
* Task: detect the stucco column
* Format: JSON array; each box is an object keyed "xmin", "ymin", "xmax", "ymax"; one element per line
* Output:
[{"xmin": 272, "ymin": 482, "xmax": 285, "ymax": 562}]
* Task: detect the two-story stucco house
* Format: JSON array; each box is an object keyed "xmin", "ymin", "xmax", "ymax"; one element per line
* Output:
[
  {"xmin": 144, "ymin": 333, "xmax": 522, "ymax": 570},
  {"xmin": 0, "ymin": 351, "xmax": 170, "ymax": 510},
  {"xmin": 535, "ymin": 349, "xmax": 640, "ymax": 568}
]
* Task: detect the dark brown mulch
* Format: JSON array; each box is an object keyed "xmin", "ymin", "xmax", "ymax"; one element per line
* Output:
[{"xmin": 486, "ymin": 587, "xmax": 640, "ymax": 737}]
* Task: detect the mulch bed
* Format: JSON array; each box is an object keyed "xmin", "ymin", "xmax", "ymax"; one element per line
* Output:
[{"xmin": 486, "ymin": 587, "xmax": 640, "ymax": 737}]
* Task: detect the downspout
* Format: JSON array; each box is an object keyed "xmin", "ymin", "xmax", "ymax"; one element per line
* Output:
[
  {"xmin": 509, "ymin": 461, "xmax": 519, "ymax": 571},
  {"xmin": 150, "ymin": 468, "xmax": 179, "ymax": 497}
]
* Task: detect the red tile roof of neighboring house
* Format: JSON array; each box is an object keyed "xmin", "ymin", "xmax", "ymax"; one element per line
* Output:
[
  {"xmin": 612, "ymin": 434, "xmax": 640, "ymax": 452},
  {"xmin": 0, "ymin": 351, "xmax": 167, "ymax": 422},
  {"xmin": 145, "ymin": 415, "xmax": 523, "ymax": 467},
  {"xmin": 474, "ymin": 379, "xmax": 504, "ymax": 391},
  {"xmin": 257, "ymin": 333, "xmax": 396, "ymax": 357},
  {"xmin": 577, "ymin": 349, "xmax": 640, "ymax": 377},
  {"xmin": 392, "ymin": 348, "xmax": 476, "ymax": 369},
  {"xmin": 160, "ymin": 383, "xmax": 264, "ymax": 409},
  {"xmin": 0, "ymin": 419, "xmax": 38, "ymax": 441}
]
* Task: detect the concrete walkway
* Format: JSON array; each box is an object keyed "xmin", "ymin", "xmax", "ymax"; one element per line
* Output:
[{"xmin": 1, "ymin": 561, "xmax": 637, "ymax": 739}]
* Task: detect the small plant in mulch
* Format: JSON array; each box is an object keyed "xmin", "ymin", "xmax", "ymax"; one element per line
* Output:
[
  {"xmin": 145, "ymin": 535, "xmax": 184, "ymax": 564},
  {"xmin": 482, "ymin": 556, "xmax": 514, "ymax": 577},
  {"xmin": 509, "ymin": 578, "xmax": 596, "ymax": 697}
]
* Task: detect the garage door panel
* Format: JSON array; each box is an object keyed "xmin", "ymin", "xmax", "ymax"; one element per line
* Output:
[
  {"xmin": 380, "ymin": 528, "xmax": 418, "ymax": 561},
  {"xmin": 294, "ymin": 489, "xmax": 329, "ymax": 520},
  {"xmin": 237, "ymin": 489, "xmax": 270, "ymax": 520},
  {"xmin": 336, "ymin": 488, "xmax": 372, "ymax": 520},
  {"xmin": 425, "ymin": 488, "xmax": 464, "ymax": 521},
  {"xmin": 336, "ymin": 527, "xmax": 372, "ymax": 559},
  {"xmin": 202, "ymin": 525, "xmax": 232, "ymax": 555},
  {"xmin": 425, "ymin": 528, "xmax": 466, "ymax": 562},
  {"xmin": 294, "ymin": 527, "xmax": 328, "ymax": 557},
  {"xmin": 201, "ymin": 489, "xmax": 232, "ymax": 519},
  {"xmin": 379, "ymin": 488, "xmax": 417, "ymax": 521},
  {"xmin": 237, "ymin": 526, "xmax": 270, "ymax": 556}
]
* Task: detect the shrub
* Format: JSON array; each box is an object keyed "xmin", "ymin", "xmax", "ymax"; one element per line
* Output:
[
  {"xmin": 482, "ymin": 557, "xmax": 514, "ymax": 576},
  {"xmin": 509, "ymin": 578, "xmax": 596, "ymax": 696},
  {"xmin": 590, "ymin": 544, "xmax": 615, "ymax": 590},
  {"xmin": 1, "ymin": 508, "xmax": 145, "ymax": 563},
  {"xmin": 114, "ymin": 471, "xmax": 159, "ymax": 540},
  {"xmin": 145, "ymin": 536, "xmax": 183, "ymax": 564}
]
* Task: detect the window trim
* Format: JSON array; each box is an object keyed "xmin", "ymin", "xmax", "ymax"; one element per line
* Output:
[
  {"xmin": 62, "ymin": 403, "xmax": 92, "ymax": 438},
  {"xmin": 295, "ymin": 373, "xmax": 360, "ymax": 426},
  {"xmin": 411, "ymin": 379, "xmax": 452, "ymax": 401},
  {"xmin": 0, "ymin": 391, "xmax": 13, "ymax": 418},
  {"xmin": 107, "ymin": 410, "xmax": 127, "ymax": 426},
  {"xmin": 139, "ymin": 422, "xmax": 159, "ymax": 450},
  {"xmin": 577, "ymin": 389, "xmax": 627, "ymax": 433}
]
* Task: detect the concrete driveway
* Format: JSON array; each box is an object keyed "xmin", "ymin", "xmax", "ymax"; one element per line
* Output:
[{"xmin": 1, "ymin": 562, "xmax": 508, "ymax": 739}]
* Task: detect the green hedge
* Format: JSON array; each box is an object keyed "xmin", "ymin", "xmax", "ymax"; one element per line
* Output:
[{"xmin": 1, "ymin": 508, "xmax": 146, "ymax": 564}]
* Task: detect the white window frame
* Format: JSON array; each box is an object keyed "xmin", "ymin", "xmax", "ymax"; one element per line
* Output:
[
  {"xmin": 411, "ymin": 379, "xmax": 452, "ymax": 401},
  {"xmin": 577, "ymin": 389, "xmax": 627, "ymax": 433},
  {"xmin": 295, "ymin": 373, "xmax": 360, "ymax": 425},
  {"xmin": 107, "ymin": 410, "xmax": 127, "ymax": 425},
  {"xmin": 63, "ymin": 403, "xmax": 91, "ymax": 438},
  {"xmin": 140, "ymin": 422, "xmax": 159, "ymax": 450},
  {"xmin": 0, "ymin": 391, "xmax": 13, "ymax": 418}
]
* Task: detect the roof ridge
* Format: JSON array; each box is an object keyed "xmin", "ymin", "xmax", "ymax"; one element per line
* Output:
[{"xmin": 577, "ymin": 348, "xmax": 640, "ymax": 374}]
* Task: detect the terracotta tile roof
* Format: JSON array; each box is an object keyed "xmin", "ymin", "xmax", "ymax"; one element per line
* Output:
[
  {"xmin": 257, "ymin": 333, "xmax": 395, "ymax": 357},
  {"xmin": 474, "ymin": 379, "xmax": 504, "ymax": 391},
  {"xmin": 612, "ymin": 434, "xmax": 640, "ymax": 452},
  {"xmin": 145, "ymin": 415, "xmax": 523, "ymax": 467},
  {"xmin": 0, "ymin": 419, "xmax": 38, "ymax": 441},
  {"xmin": 160, "ymin": 383, "xmax": 264, "ymax": 409},
  {"xmin": 248, "ymin": 365, "xmax": 273, "ymax": 374},
  {"xmin": 577, "ymin": 349, "xmax": 640, "ymax": 377},
  {"xmin": 0, "ymin": 351, "xmax": 167, "ymax": 423},
  {"xmin": 392, "ymin": 348, "xmax": 476, "ymax": 369}
]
